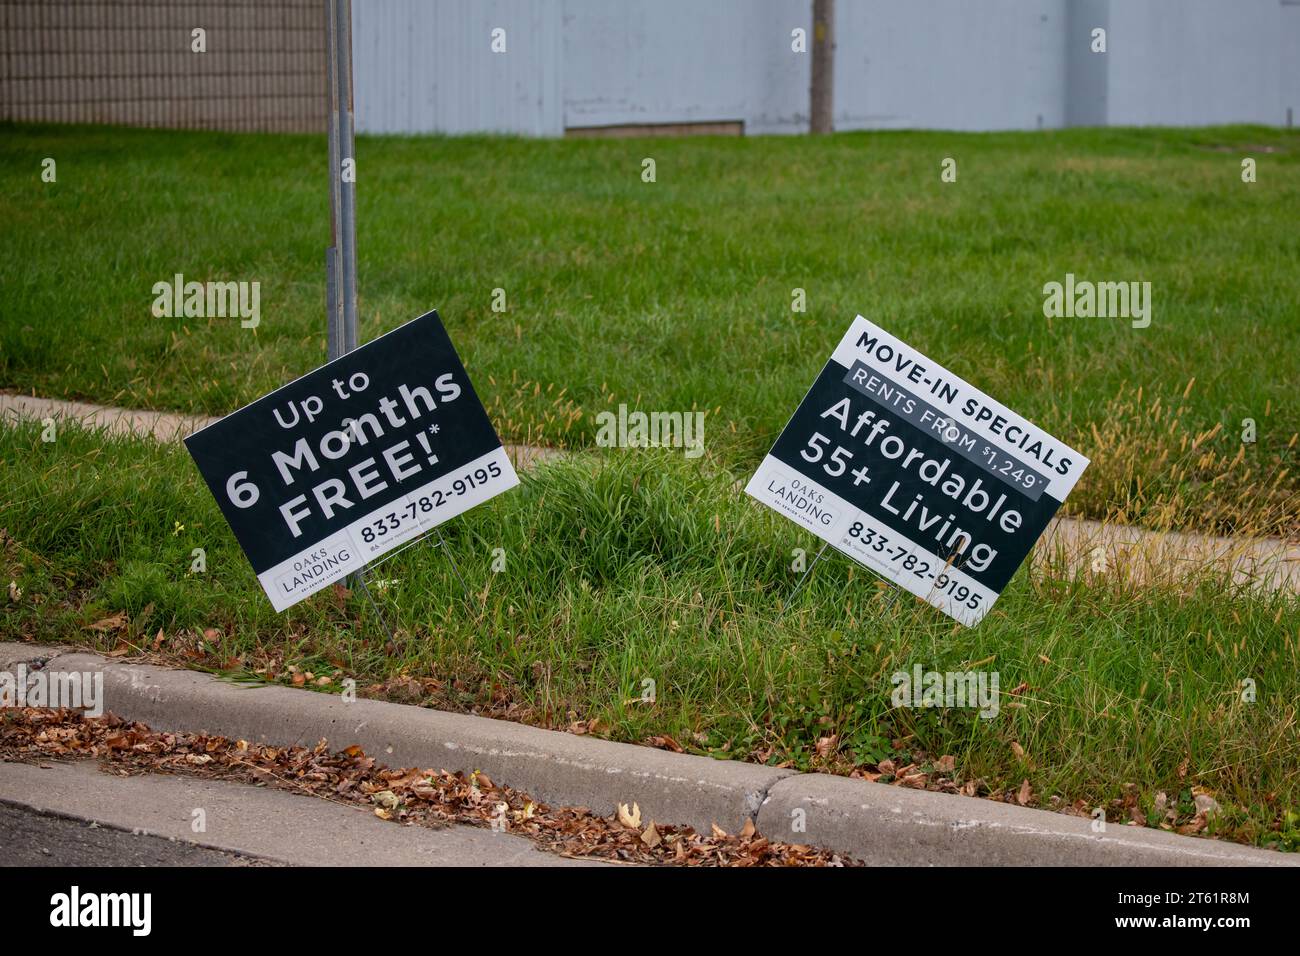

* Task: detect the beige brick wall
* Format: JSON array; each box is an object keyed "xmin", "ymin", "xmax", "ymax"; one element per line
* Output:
[{"xmin": 0, "ymin": 0, "xmax": 325, "ymax": 132}]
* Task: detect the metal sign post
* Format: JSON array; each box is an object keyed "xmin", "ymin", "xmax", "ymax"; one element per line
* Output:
[
  {"xmin": 326, "ymin": 0, "xmax": 358, "ymax": 361},
  {"xmin": 319, "ymin": 6, "xmax": 487, "ymax": 641},
  {"xmin": 326, "ymin": 0, "xmax": 362, "ymax": 594}
]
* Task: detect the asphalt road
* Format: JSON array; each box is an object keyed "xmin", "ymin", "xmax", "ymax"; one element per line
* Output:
[{"xmin": 0, "ymin": 802, "xmax": 273, "ymax": 866}]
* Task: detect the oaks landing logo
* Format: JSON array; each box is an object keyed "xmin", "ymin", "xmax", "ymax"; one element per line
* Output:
[{"xmin": 1042, "ymin": 273, "xmax": 1151, "ymax": 328}]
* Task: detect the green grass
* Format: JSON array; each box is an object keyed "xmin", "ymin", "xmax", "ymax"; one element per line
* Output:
[
  {"xmin": 1, "ymin": 122, "xmax": 1297, "ymax": 535},
  {"xmin": 2, "ymin": 122, "xmax": 1299, "ymax": 850},
  {"xmin": 3, "ymin": 420, "xmax": 1298, "ymax": 850}
]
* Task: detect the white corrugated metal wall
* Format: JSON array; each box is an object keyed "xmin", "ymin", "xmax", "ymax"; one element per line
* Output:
[
  {"xmin": 351, "ymin": 0, "xmax": 1300, "ymax": 136},
  {"xmin": 1107, "ymin": 0, "xmax": 1291, "ymax": 126},
  {"xmin": 561, "ymin": 0, "xmax": 749, "ymax": 129},
  {"xmin": 353, "ymin": 0, "xmax": 563, "ymax": 134},
  {"xmin": 833, "ymin": 0, "xmax": 1067, "ymax": 131}
]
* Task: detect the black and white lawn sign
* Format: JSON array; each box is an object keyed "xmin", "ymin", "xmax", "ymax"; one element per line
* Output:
[
  {"xmin": 184, "ymin": 310, "xmax": 518, "ymax": 612},
  {"xmin": 746, "ymin": 315, "xmax": 1089, "ymax": 626}
]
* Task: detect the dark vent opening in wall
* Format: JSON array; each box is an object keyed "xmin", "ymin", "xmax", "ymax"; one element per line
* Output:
[{"xmin": 565, "ymin": 120, "xmax": 744, "ymax": 139}]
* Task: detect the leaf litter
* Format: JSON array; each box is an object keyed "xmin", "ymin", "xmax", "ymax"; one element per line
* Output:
[{"xmin": 0, "ymin": 707, "xmax": 859, "ymax": 867}]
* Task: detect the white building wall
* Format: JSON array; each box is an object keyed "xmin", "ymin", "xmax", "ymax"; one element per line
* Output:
[
  {"xmin": 350, "ymin": 0, "xmax": 1299, "ymax": 136},
  {"xmin": 1285, "ymin": 1, "xmax": 1300, "ymax": 127},
  {"xmin": 353, "ymin": 0, "xmax": 563, "ymax": 135},
  {"xmin": 833, "ymin": 0, "xmax": 1068, "ymax": 132},
  {"xmin": 561, "ymin": 0, "xmax": 749, "ymax": 129},
  {"xmin": 1106, "ymin": 0, "xmax": 1290, "ymax": 127}
]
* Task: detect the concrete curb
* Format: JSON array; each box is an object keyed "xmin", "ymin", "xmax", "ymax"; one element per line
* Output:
[
  {"xmin": 755, "ymin": 773, "xmax": 1293, "ymax": 867},
  {"xmin": 0, "ymin": 643, "xmax": 787, "ymax": 835},
  {"xmin": 2, "ymin": 642, "xmax": 1294, "ymax": 866}
]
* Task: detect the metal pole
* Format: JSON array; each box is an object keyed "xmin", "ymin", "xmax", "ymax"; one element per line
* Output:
[
  {"xmin": 326, "ymin": 0, "xmax": 358, "ymax": 360},
  {"xmin": 325, "ymin": 246, "xmax": 340, "ymax": 358},
  {"xmin": 326, "ymin": 0, "xmax": 362, "ymax": 593}
]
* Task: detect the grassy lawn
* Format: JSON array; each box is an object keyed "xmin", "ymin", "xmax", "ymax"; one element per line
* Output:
[
  {"xmin": 2, "ymin": 420, "xmax": 1299, "ymax": 850},
  {"xmin": 1, "ymin": 122, "xmax": 1299, "ymax": 850},
  {"xmin": 1, "ymin": 122, "xmax": 1297, "ymax": 536}
]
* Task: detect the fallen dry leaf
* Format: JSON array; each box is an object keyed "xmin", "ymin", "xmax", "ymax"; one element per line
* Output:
[
  {"xmin": 87, "ymin": 612, "xmax": 126, "ymax": 632},
  {"xmin": 641, "ymin": 821, "xmax": 661, "ymax": 848},
  {"xmin": 617, "ymin": 802, "xmax": 642, "ymax": 829}
]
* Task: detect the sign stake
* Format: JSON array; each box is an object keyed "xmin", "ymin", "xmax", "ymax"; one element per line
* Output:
[
  {"xmin": 354, "ymin": 570, "xmax": 398, "ymax": 648},
  {"xmin": 780, "ymin": 540, "xmax": 904, "ymax": 625},
  {"xmin": 785, "ymin": 540, "xmax": 830, "ymax": 607},
  {"xmin": 433, "ymin": 527, "xmax": 473, "ymax": 604},
  {"xmin": 345, "ymin": 526, "xmax": 474, "ymax": 642}
]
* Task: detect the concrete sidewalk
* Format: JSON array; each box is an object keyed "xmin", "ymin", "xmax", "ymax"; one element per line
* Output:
[
  {"xmin": 4, "ymin": 391, "xmax": 1295, "ymax": 592},
  {"xmin": 0, "ymin": 760, "xmax": 604, "ymax": 867},
  {"xmin": 0, "ymin": 391, "xmax": 559, "ymax": 470},
  {"xmin": 1, "ymin": 642, "xmax": 1293, "ymax": 867}
]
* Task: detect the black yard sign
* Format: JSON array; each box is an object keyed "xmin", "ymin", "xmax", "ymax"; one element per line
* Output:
[
  {"xmin": 184, "ymin": 310, "xmax": 518, "ymax": 611},
  {"xmin": 746, "ymin": 315, "xmax": 1089, "ymax": 626}
]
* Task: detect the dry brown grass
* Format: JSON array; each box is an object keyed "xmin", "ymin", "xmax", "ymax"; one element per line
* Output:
[{"xmin": 1069, "ymin": 379, "xmax": 1298, "ymax": 540}]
